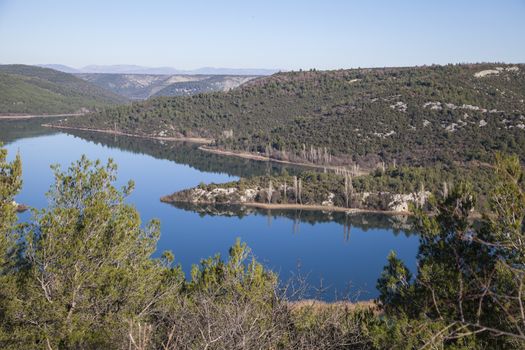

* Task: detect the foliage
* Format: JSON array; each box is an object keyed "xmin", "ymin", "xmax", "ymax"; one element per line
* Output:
[
  {"xmin": 377, "ymin": 154, "xmax": 525, "ymax": 348},
  {"xmin": 376, "ymin": 251, "xmax": 413, "ymax": 314},
  {"xmin": 166, "ymin": 163, "xmax": 494, "ymax": 211},
  {"xmin": 0, "ymin": 149, "xmax": 376, "ymax": 349},
  {"xmin": 0, "ymin": 144, "xmax": 22, "ymax": 253},
  {"xmin": 0, "ymin": 153, "xmax": 183, "ymax": 348},
  {"xmin": 1, "ymin": 147, "xmax": 525, "ymax": 348},
  {"xmin": 0, "ymin": 144, "xmax": 22, "ymax": 346}
]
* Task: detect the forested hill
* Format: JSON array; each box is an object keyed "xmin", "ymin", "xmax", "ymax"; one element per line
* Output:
[
  {"xmin": 0, "ymin": 65, "xmax": 128, "ymax": 115},
  {"xmin": 54, "ymin": 64, "xmax": 525, "ymax": 167}
]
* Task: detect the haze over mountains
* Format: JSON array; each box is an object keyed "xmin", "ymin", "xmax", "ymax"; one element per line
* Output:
[
  {"xmin": 0, "ymin": 64, "xmax": 264, "ymax": 113},
  {"xmin": 77, "ymin": 73, "xmax": 259, "ymax": 100},
  {"xmin": 32, "ymin": 64, "xmax": 269, "ymax": 100},
  {"xmin": 38, "ymin": 64, "xmax": 279, "ymax": 76}
]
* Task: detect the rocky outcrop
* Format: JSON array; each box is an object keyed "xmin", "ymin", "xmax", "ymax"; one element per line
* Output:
[
  {"xmin": 474, "ymin": 66, "xmax": 520, "ymax": 78},
  {"xmin": 11, "ymin": 201, "xmax": 29, "ymax": 213}
]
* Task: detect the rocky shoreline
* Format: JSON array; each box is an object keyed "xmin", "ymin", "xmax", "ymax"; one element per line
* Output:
[{"xmin": 161, "ymin": 181, "xmax": 429, "ymax": 215}]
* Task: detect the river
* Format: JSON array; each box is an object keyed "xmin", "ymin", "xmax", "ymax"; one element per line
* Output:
[{"xmin": 1, "ymin": 118, "xmax": 419, "ymax": 301}]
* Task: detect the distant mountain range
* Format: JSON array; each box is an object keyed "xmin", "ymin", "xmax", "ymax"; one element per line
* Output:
[
  {"xmin": 76, "ymin": 73, "xmax": 259, "ymax": 100},
  {"xmin": 38, "ymin": 64, "xmax": 279, "ymax": 76}
]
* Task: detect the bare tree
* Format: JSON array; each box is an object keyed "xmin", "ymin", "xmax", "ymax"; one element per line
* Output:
[
  {"xmin": 344, "ymin": 172, "xmax": 353, "ymax": 208},
  {"xmin": 265, "ymin": 143, "xmax": 271, "ymax": 158},
  {"xmin": 267, "ymin": 180, "xmax": 273, "ymax": 204},
  {"xmin": 298, "ymin": 178, "xmax": 303, "ymax": 205},
  {"xmin": 293, "ymin": 176, "xmax": 298, "ymax": 204}
]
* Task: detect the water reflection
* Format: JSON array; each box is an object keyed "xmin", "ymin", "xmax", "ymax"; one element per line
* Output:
[
  {"xmin": 169, "ymin": 202, "xmax": 417, "ymax": 239},
  {"xmin": 0, "ymin": 117, "xmax": 58, "ymax": 144},
  {"xmin": 62, "ymin": 129, "xmax": 306, "ymax": 178},
  {"xmin": 0, "ymin": 119, "xmax": 303, "ymax": 178}
]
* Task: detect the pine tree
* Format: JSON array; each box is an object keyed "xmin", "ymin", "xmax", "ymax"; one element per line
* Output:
[{"xmin": 0, "ymin": 145, "xmax": 22, "ymax": 268}]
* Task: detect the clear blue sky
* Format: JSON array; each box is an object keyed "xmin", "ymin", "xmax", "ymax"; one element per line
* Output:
[{"xmin": 0, "ymin": 0, "xmax": 524, "ymax": 70}]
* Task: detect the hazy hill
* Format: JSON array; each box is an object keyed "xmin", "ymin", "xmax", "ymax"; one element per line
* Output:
[
  {"xmin": 54, "ymin": 64, "xmax": 525, "ymax": 167},
  {"xmin": 0, "ymin": 65, "xmax": 128, "ymax": 115},
  {"xmin": 38, "ymin": 64, "xmax": 279, "ymax": 76},
  {"xmin": 37, "ymin": 64, "xmax": 81, "ymax": 74},
  {"xmin": 76, "ymin": 73, "xmax": 258, "ymax": 99}
]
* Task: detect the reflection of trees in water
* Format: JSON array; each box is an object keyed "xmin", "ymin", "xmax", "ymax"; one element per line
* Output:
[
  {"xmin": 169, "ymin": 202, "xmax": 417, "ymax": 238},
  {"xmin": 0, "ymin": 118, "xmax": 59, "ymax": 145},
  {"xmin": 64, "ymin": 129, "xmax": 305, "ymax": 178}
]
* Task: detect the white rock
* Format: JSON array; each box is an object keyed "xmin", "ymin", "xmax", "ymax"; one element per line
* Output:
[
  {"xmin": 423, "ymin": 101, "xmax": 443, "ymax": 110},
  {"xmin": 321, "ymin": 192, "xmax": 335, "ymax": 206},
  {"xmin": 445, "ymin": 123, "xmax": 458, "ymax": 132},
  {"xmin": 390, "ymin": 101, "xmax": 407, "ymax": 113},
  {"xmin": 474, "ymin": 69, "xmax": 501, "ymax": 78}
]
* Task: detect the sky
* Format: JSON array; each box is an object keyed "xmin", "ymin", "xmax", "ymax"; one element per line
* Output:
[{"xmin": 0, "ymin": 0, "xmax": 524, "ymax": 70}]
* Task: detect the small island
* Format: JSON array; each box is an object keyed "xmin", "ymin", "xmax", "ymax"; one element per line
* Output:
[
  {"xmin": 162, "ymin": 171, "xmax": 431, "ymax": 215},
  {"xmin": 162, "ymin": 163, "xmax": 496, "ymax": 215}
]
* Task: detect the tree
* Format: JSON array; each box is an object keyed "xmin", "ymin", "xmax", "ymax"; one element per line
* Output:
[
  {"xmin": 0, "ymin": 145, "xmax": 22, "ymax": 347},
  {"xmin": 377, "ymin": 251, "xmax": 413, "ymax": 314},
  {"xmin": 378, "ymin": 154, "xmax": 525, "ymax": 348},
  {"xmin": 0, "ymin": 145, "xmax": 22, "ymax": 267},
  {"xmin": 267, "ymin": 180, "xmax": 273, "ymax": 204},
  {"xmin": 344, "ymin": 172, "xmax": 353, "ymax": 208},
  {"xmin": 5, "ymin": 156, "xmax": 182, "ymax": 349}
]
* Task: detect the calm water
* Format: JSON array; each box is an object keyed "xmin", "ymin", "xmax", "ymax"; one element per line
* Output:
[{"xmin": 1, "ymin": 120, "xmax": 419, "ymax": 301}]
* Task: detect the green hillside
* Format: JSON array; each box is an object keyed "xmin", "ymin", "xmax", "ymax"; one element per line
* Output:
[
  {"xmin": 0, "ymin": 65, "xmax": 128, "ymax": 115},
  {"xmin": 55, "ymin": 63, "xmax": 525, "ymax": 167}
]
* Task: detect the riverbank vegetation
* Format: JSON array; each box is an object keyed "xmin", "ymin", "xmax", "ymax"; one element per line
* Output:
[
  {"xmin": 1, "ymin": 147, "xmax": 524, "ymax": 348},
  {"xmin": 163, "ymin": 162, "xmax": 494, "ymax": 212}
]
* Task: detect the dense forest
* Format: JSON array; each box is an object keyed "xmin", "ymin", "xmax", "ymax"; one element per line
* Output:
[
  {"xmin": 55, "ymin": 64, "xmax": 525, "ymax": 168},
  {"xmin": 1, "ymin": 146, "xmax": 524, "ymax": 348},
  {"xmin": 0, "ymin": 65, "xmax": 128, "ymax": 115}
]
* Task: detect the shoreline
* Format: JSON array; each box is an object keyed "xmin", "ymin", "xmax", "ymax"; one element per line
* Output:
[
  {"xmin": 43, "ymin": 124, "xmax": 213, "ymax": 144},
  {"xmin": 0, "ymin": 113, "xmax": 84, "ymax": 120},
  {"xmin": 241, "ymin": 202, "xmax": 410, "ymax": 215},
  {"xmin": 289, "ymin": 299, "xmax": 377, "ymax": 311},
  {"xmin": 43, "ymin": 124, "xmax": 370, "ymax": 173},
  {"xmin": 160, "ymin": 198, "xmax": 411, "ymax": 216},
  {"xmin": 199, "ymin": 146, "xmax": 370, "ymax": 175}
]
